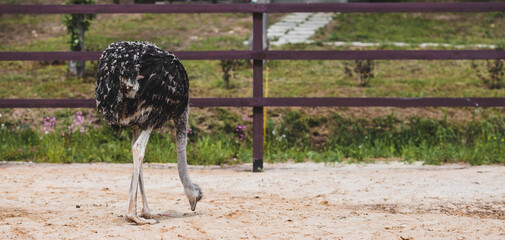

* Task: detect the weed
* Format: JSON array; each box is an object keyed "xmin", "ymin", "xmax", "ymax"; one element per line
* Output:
[
  {"xmin": 471, "ymin": 59, "xmax": 505, "ymax": 89},
  {"xmin": 344, "ymin": 60, "xmax": 375, "ymax": 87},
  {"xmin": 219, "ymin": 59, "xmax": 243, "ymax": 89}
]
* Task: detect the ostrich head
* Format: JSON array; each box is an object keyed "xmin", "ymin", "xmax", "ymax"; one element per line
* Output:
[{"xmin": 185, "ymin": 183, "xmax": 203, "ymax": 211}]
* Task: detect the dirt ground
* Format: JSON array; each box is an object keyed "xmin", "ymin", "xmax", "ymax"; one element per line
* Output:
[{"xmin": 1, "ymin": 161, "xmax": 504, "ymax": 240}]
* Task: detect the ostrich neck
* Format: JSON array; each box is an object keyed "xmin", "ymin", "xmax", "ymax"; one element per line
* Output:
[
  {"xmin": 175, "ymin": 107, "xmax": 194, "ymax": 191},
  {"xmin": 176, "ymin": 131, "xmax": 193, "ymax": 189}
]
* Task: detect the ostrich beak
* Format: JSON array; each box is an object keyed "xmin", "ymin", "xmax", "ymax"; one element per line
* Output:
[{"xmin": 190, "ymin": 199, "xmax": 197, "ymax": 211}]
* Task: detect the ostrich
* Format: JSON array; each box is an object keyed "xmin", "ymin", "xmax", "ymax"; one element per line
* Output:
[{"xmin": 95, "ymin": 41, "xmax": 202, "ymax": 225}]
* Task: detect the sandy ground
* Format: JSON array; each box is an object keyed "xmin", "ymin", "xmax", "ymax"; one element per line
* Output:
[{"xmin": 1, "ymin": 161, "xmax": 504, "ymax": 240}]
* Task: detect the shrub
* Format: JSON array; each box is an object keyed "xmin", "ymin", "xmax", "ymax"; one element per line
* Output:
[{"xmin": 471, "ymin": 59, "xmax": 505, "ymax": 89}]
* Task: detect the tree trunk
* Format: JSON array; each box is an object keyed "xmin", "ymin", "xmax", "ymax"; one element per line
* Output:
[
  {"xmin": 248, "ymin": 0, "xmax": 269, "ymax": 51},
  {"xmin": 68, "ymin": 15, "xmax": 85, "ymax": 78}
]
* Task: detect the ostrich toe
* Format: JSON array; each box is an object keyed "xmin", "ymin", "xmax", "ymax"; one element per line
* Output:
[{"xmin": 125, "ymin": 214, "xmax": 159, "ymax": 225}]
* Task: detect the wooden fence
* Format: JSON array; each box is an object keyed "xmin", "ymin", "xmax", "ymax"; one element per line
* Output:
[{"xmin": 1, "ymin": 2, "xmax": 505, "ymax": 171}]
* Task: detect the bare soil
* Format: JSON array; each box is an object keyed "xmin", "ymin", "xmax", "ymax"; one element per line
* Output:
[{"xmin": 1, "ymin": 161, "xmax": 504, "ymax": 239}]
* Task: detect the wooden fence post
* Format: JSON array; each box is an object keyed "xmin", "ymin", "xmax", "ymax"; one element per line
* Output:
[{"xmin": 252, "ymin": 11, "xmax": 264, "ymax": 172}]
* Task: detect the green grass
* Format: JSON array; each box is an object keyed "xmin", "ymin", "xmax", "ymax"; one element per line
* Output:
[
  {"xmin": 0, "ymin": 13, "xmax": 251, "ymax": 52},
  {"xmin": 267, "ymin": 59, "xmax": 505, "ymax": 98},
  {"xmin": 264, "ymin": 110, "xmax": 505, "ymax": 165},
  {"xmin": 2, "ymin": 59, "xmax": 503, "ymax": 100},
  {"xmin": 1, "ymin": 8, "xmax": 505, "ymax": 165},
  {"xmin": 3, "ymin": 110, "xmax": 505, "ymax": 165},
  {"xmin": 315, "ymin": 12, "xmax": 505, "ymax": 46},
  {"xmin": 0, "ymin": 110, "xmax": 251, "ymax": 165},
  {"xmin": 1, "ymin": 10, "xmax": 504, "ymax": 100}
]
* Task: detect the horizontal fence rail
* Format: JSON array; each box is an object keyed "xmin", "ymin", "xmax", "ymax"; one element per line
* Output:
[
  {"xmin": 2, "ymin": 3, "xmax": 505, "ymax": 14},
  {"xmin": 2, "ymin": 50, "xmax": 505, "ymax": 61},
  {"xmin": 1, "ymin": 98, "xmax": 505, "ymax": 108},
  {"xmin": 1, "ymin": 2, "xmax": 504, "ymax": 171}
]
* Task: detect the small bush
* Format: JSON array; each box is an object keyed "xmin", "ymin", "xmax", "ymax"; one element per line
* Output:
[
  {"xmin": 219, "ymin": 59, "xmax": 243, "ymax": 89},
  {"xmin": 471, "ymin": 59, "xmax": 505, "ymax": 89},
  {"xmin": 344, "ymin": 60, "xmax": 375, "ymax": 87}
]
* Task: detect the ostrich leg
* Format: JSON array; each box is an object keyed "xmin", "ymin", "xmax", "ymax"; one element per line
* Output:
[
  {"xmin": 139, "ymin": 159, "xmax": 153, "ymax": 219},
  {"xmin": 131, "ymin": 127, "xmax": 140, "ymax": 216},
  {"xmin": 132, "ymin": 127, "xmax": 153, "ymax": 219},
  {"xmin": 126, "ymin": 128, "xmax": 157, "ymax": 225}
]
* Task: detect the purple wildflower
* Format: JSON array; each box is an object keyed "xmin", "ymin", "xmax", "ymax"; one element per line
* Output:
[
  {"xmin": 74, "ymin": 112, "xmax": 84, "ymax": 125},
  {"xmin": 43, "ymin": 116, "xmax": 56, "ymax": 133},
  {"xmin": 67, "ymin": 111, "xmax": 88, "ymax": 134},
  {"xmin": 235, "ymin": 124, "xmax": 247, "ymax": 140},
  {"xmin": 235, "ymin": 125, "xmax": 247, "ymax": 132}
]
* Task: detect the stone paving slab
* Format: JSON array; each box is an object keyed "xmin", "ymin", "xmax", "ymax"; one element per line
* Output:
[{"xmin": 268, "ymin": 12, "xmax": 334, "ymax": 46}]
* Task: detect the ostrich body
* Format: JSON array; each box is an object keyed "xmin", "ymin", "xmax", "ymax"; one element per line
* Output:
[{"xmin": 96, "ymin": 41, "xmax": 202, "ymax": 225}]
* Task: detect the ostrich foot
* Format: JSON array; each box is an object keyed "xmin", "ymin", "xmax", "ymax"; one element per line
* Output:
[
  {"xmin": 125, "ymin": 214, "xmax": 158, "ymax": 225},
  {"xmin": 140, "ymin": 209, "xmax": 153, "ymax": 219}
]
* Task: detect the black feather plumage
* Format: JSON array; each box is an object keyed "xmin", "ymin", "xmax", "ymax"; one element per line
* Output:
[{"xmin": 95, "ymin": 41, "xmax": 189, "ymax": 130}]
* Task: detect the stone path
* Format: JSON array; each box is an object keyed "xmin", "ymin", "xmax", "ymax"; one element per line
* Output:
[{"xmin": 267, "ymin": 12, "xmax": 334, "ymax": 45}]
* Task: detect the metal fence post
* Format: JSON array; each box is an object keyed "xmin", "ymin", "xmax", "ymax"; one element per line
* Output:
[{"xmin": 252, "ymin": 11, "xmax": 264, "ymax": 172}]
